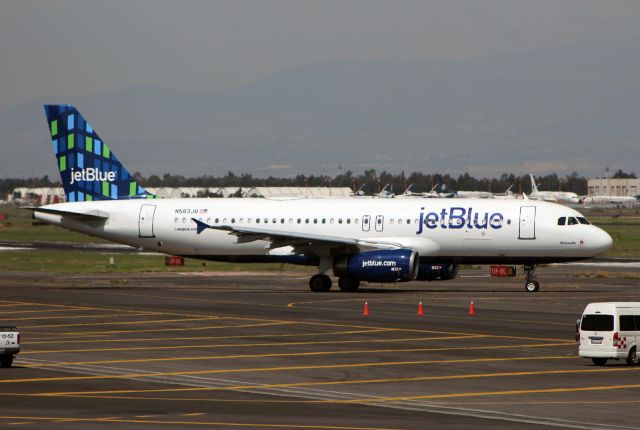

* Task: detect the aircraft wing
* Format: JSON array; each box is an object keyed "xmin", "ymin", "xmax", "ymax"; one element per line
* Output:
[
  {"xmin": 191, "ymin": 218, "xmax": 403, "ymax": 252},
  {"xmin": 23, "ymin": 206, "xmax": 110, "ymax": 221}
]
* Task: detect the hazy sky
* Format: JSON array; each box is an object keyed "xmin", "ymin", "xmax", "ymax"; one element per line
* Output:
[{"xmin": 2, "ymin": 0, "xmax": 640, "ymax": 111}]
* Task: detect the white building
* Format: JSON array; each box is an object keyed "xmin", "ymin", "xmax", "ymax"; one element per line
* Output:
[
  {"xmin": 587, "ymin": 178, "xmax": 640, "ymax": 197},
  {"xmin": 9, "ymin": 187, "xmax": 66, "ymax": 205}
]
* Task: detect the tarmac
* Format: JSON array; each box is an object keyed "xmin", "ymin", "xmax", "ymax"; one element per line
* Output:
[{"xmin": 0, "ymin": 264, "xmax": 639, "ymax": 429}]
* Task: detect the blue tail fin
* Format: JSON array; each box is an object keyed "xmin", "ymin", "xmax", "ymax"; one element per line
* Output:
[{"xmin": 43, "ymin": 104, "xmax": 155, "ymax": 202}]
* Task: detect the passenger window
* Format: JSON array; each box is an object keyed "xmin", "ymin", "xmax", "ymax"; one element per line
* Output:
[
  {"xmin": 174, "ymin": 218, "xmax": 178, "ymax": 223},
  {"xmin": 338, "ymin": 219, "xmax": 343, "ymax": 224},
  {"xmin": 272, "ymin": 218, "xmax": 276, "ymax": 224},
  {"xmin": 182, "ymin": 218, "xmax": 186, "ymax": 223},
  {"xmin": 239, "ymin": 218, "xmax": 244, "ymax": 223},
  {"xmin": 557, "ymin": 217, "xmax": 566, "ymax": 226},
  {"xmin": 322, "ymin": 218, "xmax": 326, "ymax": 224},
  {"xmin": 568, "ymin": 217, "xmax": 578, "ymax": 225},
  {"xmin": 281, "ymin": 218, "xmax": 285, "ymax": 224},
  {"xmin": 305, "ymin": 219, "xmax": 309, "ymax": 224},
  {"xmin": 314, "ymin": 218, "xmax": 318, "ymax": 224},
  {"xmin": 406, "ymin": 219, "xmax": 410, "ymax": 224},
  {"xmin": 330, "ymin": 218, "xmax": 335, "ymax": 224},
  {"xmin": 634, "ymin": 316, "xmax": 640, "ymax": 329},
  {"xmin": 206, "ymin": 218, "xmax": 211, "ymax": 223},
  {"xmin": 215, "ymin": 218, "xmax": 220, "ymax": 223},
  {"xmin": 231, "ymin": 218, "xmax": 236, "ymax": 224},
  {"xmin": 390, "ymin": 219, "xmax": 395, "ymax": 225},
  {"xmin": 346, "ymin": 219, "xmax": 351, "ymax": 224},
  {"xmin": 621, "ymin": 315, "xmax": 636, "ymax": 331},
  {"xmin": 264, "ymin": 218, "xmax": 268, "ymax": 223},
  {"xmin": 355, "ymin": 218, "xmax": 359, "ymax": 224},
  {"xmin": 289, "ymin": 218, "xmax": 293, "ymax": 224},
  {"xmin": 297, "ymin": 218, "xmax": 301, "ymax": 224},
  {"xmin": 256, "ymin": 218, "xmax": 260, "ymax": 223}
]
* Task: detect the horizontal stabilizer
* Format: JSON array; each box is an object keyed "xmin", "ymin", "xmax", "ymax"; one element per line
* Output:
[{"xmin": 23, "ymin": 206, "xmax": 109, "ymax": 221}]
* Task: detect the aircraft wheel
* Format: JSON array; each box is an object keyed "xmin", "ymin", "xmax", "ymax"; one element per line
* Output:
[
  {"xmin": 524, "ymin": 280, "xmax": 539, "ymax": 293},
  {"xmin": 592, "ymin": 357, "xmax": 607, "ymax": 366},
  {"xmin": 309, "ymin": 274, "xmax": 332, "ymax": 292},
  {"xmin": 338, "ymin": 277, "xmax": 360, "ymax": 292}
]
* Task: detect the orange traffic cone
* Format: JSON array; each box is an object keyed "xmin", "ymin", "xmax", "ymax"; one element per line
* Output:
[
  {"xmin": 469, "ymin": 301, "xmax": 475, "ymax": 316},
  {"xmin": 417, "ymin": 301, "xmax": 424, "ymax": 316},
  {"xmin": 363, "ymin": 301, "xmax": 370, "ymax": 316}
]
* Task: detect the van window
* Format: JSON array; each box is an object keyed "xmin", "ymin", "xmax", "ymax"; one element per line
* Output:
[
  {"xmin": 581, "ymin": 314, "xmax": 613, "ymax": 331},
  {"xmin": 621, "ymin": 315, "xmax": 636, "ymax": 331},
  {"xmin": 635, "ymin": 316, "xmax": 640, "ymax": 329}
]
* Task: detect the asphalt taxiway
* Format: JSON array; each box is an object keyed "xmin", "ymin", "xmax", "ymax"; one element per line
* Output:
[{"xmin": 0, "ymin": 265, "xmax": 639, "ymax": 429}]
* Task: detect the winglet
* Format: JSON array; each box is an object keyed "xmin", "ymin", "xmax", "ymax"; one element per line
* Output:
[{"xmin": 192, "ymin": 218, "xmax": 212, "ymax": 234}]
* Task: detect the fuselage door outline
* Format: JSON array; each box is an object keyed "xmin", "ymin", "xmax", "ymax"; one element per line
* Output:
[{"xmin": 139, "ymin": 204, "xmax": 157, "ymax": 238}]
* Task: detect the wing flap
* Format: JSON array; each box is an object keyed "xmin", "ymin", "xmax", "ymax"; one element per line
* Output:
[{"xmin": 191, "ymin": 218, "xmax": 402, "ymax": 251}]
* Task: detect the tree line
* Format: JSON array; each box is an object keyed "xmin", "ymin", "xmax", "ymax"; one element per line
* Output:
[{"xmin": 2, "ymin": 169, "xmax": 636, "ymax": 198}]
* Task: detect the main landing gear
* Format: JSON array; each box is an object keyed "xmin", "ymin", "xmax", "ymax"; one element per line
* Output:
[
  {"xmin": 308, "ymin": 275, "xmax": 361, "ymax": 292},
  {"xmin": 524, "ymin": 264, "xmax": 540, "ymax": 292},
  {"xmin": 309, "ymin": 274, "xmax": 332, "ymax": 292}
]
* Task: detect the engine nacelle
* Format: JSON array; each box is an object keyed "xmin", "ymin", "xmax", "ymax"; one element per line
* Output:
[
  {"xmin": 416, "ymin": 263, "xmax": 458, "ymax": 281},
  {"xmin": 333, "ymin": 249, "xmax": 419, "ymax": 282}
]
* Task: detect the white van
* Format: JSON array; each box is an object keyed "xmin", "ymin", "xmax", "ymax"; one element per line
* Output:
[{"xmin": 578, "ymin": 302, "xmax": 640, "ymax": 366}]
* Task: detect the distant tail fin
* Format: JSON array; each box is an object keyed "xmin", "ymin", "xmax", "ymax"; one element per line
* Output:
[
  {"xmin": 43, "ymin": 105, "xmax": 154, "ymax": 202},
  {"xmin": 529, "ymin": 174, "xmax": 539, "ymax": 194}
]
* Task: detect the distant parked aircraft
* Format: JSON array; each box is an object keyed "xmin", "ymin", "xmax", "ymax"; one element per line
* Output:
[
  {"xmin": 528, "ymin": 175, "xmax": 580, "ymax": 204},
  {"xmin": 581, "ymin": 195, "xmax": 639, "ymax": 207}
]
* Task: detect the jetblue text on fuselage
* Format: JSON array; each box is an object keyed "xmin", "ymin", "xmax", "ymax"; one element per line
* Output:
[
  {"xmin": 69, "ymin": 168, "xmax": 116, "ymax": 185},
  {"xmin": 416, "ymin": 206, "xmax": 504, "ymax": 234}
]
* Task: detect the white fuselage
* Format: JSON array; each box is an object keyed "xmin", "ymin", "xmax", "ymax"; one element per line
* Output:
[{"xmin": 34, "ymin": 197, "xmax": 613, "ymax": 264}]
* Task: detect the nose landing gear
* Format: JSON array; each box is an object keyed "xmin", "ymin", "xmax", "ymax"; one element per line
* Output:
[{"xmin": 524, "ymin": 264, "xmax": 539, "ymax": 292}]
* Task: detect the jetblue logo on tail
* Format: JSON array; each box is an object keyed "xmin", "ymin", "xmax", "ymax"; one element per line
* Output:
[
  {"xmin": 70, "ymin": 168, "xmax": 116, "ymax": 185},
  {"xmin": 44, "ymin": 104, "xmax": 155, "ymax": 201}
]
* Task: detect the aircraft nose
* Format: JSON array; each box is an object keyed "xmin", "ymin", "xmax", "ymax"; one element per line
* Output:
[{"xmin": 589, "ymin": 227, "xmax": 613, "ymax": 255}]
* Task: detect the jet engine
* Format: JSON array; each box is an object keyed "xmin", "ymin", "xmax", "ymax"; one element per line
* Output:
[
  {"xmin": 333, "ymin": 249, "xmax": 419, "ymax": 282},
  {"xmin": 416, "ymin": 263, "xmax": 458, "ymax": 281}
]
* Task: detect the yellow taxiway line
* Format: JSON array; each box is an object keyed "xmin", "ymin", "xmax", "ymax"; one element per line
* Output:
[
  {"xmin": 21, "ymin": 341, "xmax": 572, "ymax": 368},
  {"xmin": 21, "ymin": 334, "xmax": 485, "ymax": 355},
  {"xmin": 5, "ymin": 355, "xmax": 572, "ymax": 388}
]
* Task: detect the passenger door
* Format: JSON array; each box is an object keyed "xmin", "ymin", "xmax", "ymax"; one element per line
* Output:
[
  {"xmin": 138, "ymin": 204, "xmax": 156, "ymax": 238},
  {"xmin": 518, "ymin": 206, "xmax": 536, "ymax": 240}
]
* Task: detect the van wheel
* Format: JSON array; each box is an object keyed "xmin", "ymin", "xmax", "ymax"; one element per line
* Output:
[
  {"xmin": 626, "ymin": 347, "xmax": 638, "ymax": 366},
  {"xmin": 592, "ymin": 357, "xmax": 607, "ymax": 366},
  {"xmin": 0, "ymin": 356, "xmax": 13, "ymax": 368}
]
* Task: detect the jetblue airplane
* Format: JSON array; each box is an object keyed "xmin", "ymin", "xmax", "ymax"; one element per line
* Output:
[{"xmin": 30, "ymin": 105, "xmax": 613, "ymax": 292}]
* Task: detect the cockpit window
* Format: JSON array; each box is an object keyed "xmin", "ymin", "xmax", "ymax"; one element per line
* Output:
[
  {"xmin": 577, "ymin": 217, "xmax": 590, "ymax": 225},
  {"xmin": 568, "ymin": 217, "xmax": 578, "ymax": 225},
  {"xmin": 557, "ymin": 217, "xmax": 566, "ymax": 226}
]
